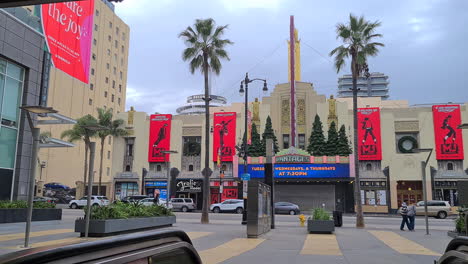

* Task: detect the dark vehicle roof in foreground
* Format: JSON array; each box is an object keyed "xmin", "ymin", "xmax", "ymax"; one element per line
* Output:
[{"xmin": 0, "ymin": 229, "xmax": 201, "ymax": 264}]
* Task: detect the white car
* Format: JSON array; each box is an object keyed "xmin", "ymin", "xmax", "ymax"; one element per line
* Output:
[
  {"xmin": 69, "ymin": 196, "xmax": 109, "ymax": 209},
  {"xmin": 210, "ymin": 199, "xmax": 244, "ymax": 214},
  {"xmin": 140, "ymin": 198, "xmax": 173, "ymax": 209}
]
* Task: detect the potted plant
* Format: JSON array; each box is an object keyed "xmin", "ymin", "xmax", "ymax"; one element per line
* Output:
[
  {"xmin": 448, "ymin": 207, "xmax": 467, "ymax": 238},
  {"xmin": 307, "ymin": 208, "xmax": 335, "ymax": 234},
  {"xmin": 75, "ymin": 201, "xmax": 175, "ymax": 237}
]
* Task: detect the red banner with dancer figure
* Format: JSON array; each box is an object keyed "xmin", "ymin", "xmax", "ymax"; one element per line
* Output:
[
  {"xmin": 432, "ymin": 105, "xmax": 464, "ymax": 160},
  {"xmin": 148, "ymin": 114, "xmax": 172, "ymax": 162},
  {"xmin": 357, "ymin": 108, "xmax": 382, "ymax": 160},
  {"xmin": 213, "ymin": 112, "xmax": 236, "ymax": 162}
]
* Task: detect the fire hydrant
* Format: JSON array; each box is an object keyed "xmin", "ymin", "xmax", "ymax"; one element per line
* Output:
[{"xmin": 299, "ymin": 214, "xmax": 306, "ymax": 227}]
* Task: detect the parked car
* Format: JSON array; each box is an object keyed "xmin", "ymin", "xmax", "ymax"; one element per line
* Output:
[
  {"xmin": 170, "ymin": 198, "xmax": 196, "ymax": 212},
  {"xmin": 33, "ymin": 196, "xmax": 57, "ymax": 203},
  {"xmin": 210, "ymin": 199, "xmax": 244, "ymax": 214},
  {"xmin": 140, "ymin": 198, "xmax": 173, "ymax": 209},
  {"xmin": 274, "ymin": 202, "xmax": 300, "ymax": 215},
  {"xmin": 415, "ymin": 200, "xmax": 451, "ymax": 219},
  {"xmin": 69, "ymin": 196, "xmax": 109, "ymax": 209},
  {"xmin": 120, "ymin": 195, "xmax": 149, "ymax": 203},
  {"xmin": 44, "ymin": 182, "xmax": 71, "ymax": 190}
]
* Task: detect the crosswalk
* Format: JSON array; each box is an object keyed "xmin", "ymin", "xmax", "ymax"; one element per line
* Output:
[{"xmin": 0, "ymin": 228, "xmax": 444, "ymax": 264}]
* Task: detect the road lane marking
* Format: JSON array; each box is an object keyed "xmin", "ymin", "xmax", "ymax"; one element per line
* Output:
[
  {"xmin": 0, "ymin": 229, "xmax": 74, "ymax": 242},
  {"xmin": 300, "ymin": 234, "xmax": 342, "ymax": 255},
  {"xmin": 186, "ymin": 232, "xmax": 212, "ymax": 240},
  {"xmin": 369, "ymin": 230, "xmax": 441, "ymax": 256},
  {"xmin": 199, "ymin": 238, "xmax": 265, "ymax": 264}
]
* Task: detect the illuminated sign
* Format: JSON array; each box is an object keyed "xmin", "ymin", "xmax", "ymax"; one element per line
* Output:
[
  {"xmin": 238, "ymin": 164, "xmax": 350, "ymax": 179},
  {"xmin": 275, "ymin": 154, "xmax": 310, "ymax": 163},
  {"xmin": 145, "ymin": 181, "xmax": 167, "ymax": 187}
]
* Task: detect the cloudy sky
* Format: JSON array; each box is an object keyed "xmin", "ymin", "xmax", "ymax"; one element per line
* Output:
[{"xmin": 115, "ymin": 0, "xmax": 467, "ymax": 114}]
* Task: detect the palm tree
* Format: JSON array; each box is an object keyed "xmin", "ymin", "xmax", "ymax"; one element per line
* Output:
[
  {"xmin": 329, "ymin": 14, "xmax": 384, "ymax": 228},
  {"xmin": 179, "ymin": 18, "xmax": 233, "ymax": 224},
  {"xmin": 96, "ymin": 108, "xmax": 128, "ymax": 195},
  {"xmin": 61, "ymin": 115, "xmax": 99, "ymax": 196}
]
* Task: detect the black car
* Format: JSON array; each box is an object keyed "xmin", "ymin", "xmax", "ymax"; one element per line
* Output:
[
  {"xmin": 120, "ymin": 195, "xmax": 149, "ymax": 203},
  {"xmin": 274, "ymin": 202, "xmax": 301, "ymax": 215}
]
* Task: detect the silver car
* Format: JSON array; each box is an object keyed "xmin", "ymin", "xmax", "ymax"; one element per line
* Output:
[
  {"xmin": 415, "ymin": 200, "xmax": 451, "ymax": 219},
  {"xmin": 170, "ymin": 198, "xmax": 196, "ymax": 212}
]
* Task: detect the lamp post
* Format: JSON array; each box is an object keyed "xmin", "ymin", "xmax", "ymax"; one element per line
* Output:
[
  {"xmin": 412, "ymin": 148, "xmax": 433, "ymax": 235},
  {"xmin": 239, "ymin": 73, "xmax": 268, "ymax": 224},
  {"xmin": 19, "ymin": 105, "xmax": 75, "ymax": 248},
  {"xmin": 162, "ymin": 150, "xmax": 178, "ymax": 208}
]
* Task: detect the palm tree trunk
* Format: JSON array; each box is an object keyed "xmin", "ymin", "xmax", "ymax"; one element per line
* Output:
[
  {"xmin": 351, "ymin": 52, "xmax": 365, "ymax": 228},
  {"xmin": 201, "ymin": 52, "xmax": 210, "ymax": 224},
  {"xmin": 98, "ymin": 138, "xmax": 105, "ymax": 195},
  {"xmin": 83, "ymin": 141, "xmax": 89, "ymax": 198}
]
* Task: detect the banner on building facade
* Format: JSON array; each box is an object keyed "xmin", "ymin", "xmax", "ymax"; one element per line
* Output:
[
  {"xmin": 41, "ymin": 0, "xmax": 94, "ymax": 83},
  {"xmin": 357, "ymin": 108, "xmax": 382, "ymax": 160},
  {"xmin": 213, "ymin": 112, "xmax": 236, "ymax": 162},
  {"xmin": 148, "ymin": 114, "xmax": 172, "ymax": 162},
  {"xmin": 238, "ymin": 164, "xmax": 350, "ymax": 178},
  {"xmin": 432, "ymin": 105, "xmax": 464, "ymax": 160}
]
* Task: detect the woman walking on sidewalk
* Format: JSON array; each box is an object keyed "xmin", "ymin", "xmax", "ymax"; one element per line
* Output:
[
  {"xmin": 407, "ymin": 202, "xmax": 416, "ymax": 231},
  {"xmin": 400, "ymin": 200, "xmax": 410, "ymax": 231}
]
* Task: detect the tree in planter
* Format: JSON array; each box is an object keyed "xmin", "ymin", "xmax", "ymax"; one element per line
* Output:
[
  {"xmin": 96, "ymin": 108, "xmax": 128, "ymax": 195},
  {"xmin": 307, "ymin": 115, "xmax": 326, "ymax": 156},
  {"xmin": 261, "ymin": 116, "xmax": 279, "ymax": 156},
  {"xmin": 179, "ymin": 18, "xmax": 233, "ymax": 224},
  {"xmin": 324, "ymin": 121, "xmax": 339, "ymax": 156},
  {"xmin": 329, "ymin": 14, "xmax": 384, "ymax": 228},
  {"xmin": 337, "ymin": 124, "xmax": 352, "ymax": 156},
  {"xmin": 61, "ymin": 115, "xmax": 99, "ymax": 196},
  {"xmin": 249, "ymin": 124, "xmax": 263, "ymax": 157}
]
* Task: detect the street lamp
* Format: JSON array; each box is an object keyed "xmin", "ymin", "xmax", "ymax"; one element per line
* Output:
[
  {"xmin": 239, "ymin": 72, "xmax": 268, "ymax": 224},
  {"xmin": 162, "ymin": 150, "xmax": 178, "ymax": 208},
  {"xmin": 412, "ymin": 148, "xmax": 433, "ymax": 235},
  {"xmin": 81, "ymin": 124, "xmax": 107, "ymax": 238},
  {"xmin": 19, "ymin": 105, "xmax": 75, "ymax": 248}
]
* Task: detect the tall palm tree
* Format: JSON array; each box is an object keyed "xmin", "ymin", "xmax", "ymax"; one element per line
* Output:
[
  {"xmin": 96, "ymin": 108, "xmax": 128, "ymax": 195},
  {"xmin": 329, "ymin": 14, "xmax": 384, "ymax": 228},
  {"xmin": 179, "ymin": 18, "xmax": 233, "ymax": 224},
  {"xmin": 61, "ymin": 115, "xmax": 99, "ymax": 196}
]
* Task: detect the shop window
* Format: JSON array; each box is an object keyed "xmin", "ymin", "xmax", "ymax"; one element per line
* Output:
[
  {"xmin": 366, "ymin": 163, "xmax": 372, "ymax": 171},
  {"xmin": 157, "ymin": 165, "xmax": 162, "ymax": 172},
  {"xmin": 283, "ymin": 134, "xmax": 289, "ymax": 149},
  {"xmin": 188, "ymin": 165, "xmax": 194, "ymax": 171},
  {"xmin": 447, "ymin": 162, "xmax": 454, "ymax": 170}
]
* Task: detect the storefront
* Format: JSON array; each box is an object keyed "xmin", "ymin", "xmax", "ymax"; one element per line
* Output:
[
  {"xmin": 210, "ymin": 180, "xmax": 239, "ymax": 204},
  {"xmin": 176, "ymin": 179, "xmax": 204, "ymax": 210},
  {"xmin": 434, "ymin": 180, "xmax": 458, "ymax": 206},
  {"xmin": 360, "ymin": 180, "xmax": 389, "ymax": 213},
  {"xmin": 396, "ymin": 181, "xmax": 422, "ymax": 206},
  {"xmin": 145, "ymin": 181, "xmax": 168, "ymax": 199},
  {"xmin": 115, "ymin": 182, "xmax": 139, "ymax": 200}
]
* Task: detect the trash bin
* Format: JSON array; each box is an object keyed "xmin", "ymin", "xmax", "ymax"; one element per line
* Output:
[{"xmin": 333, "ymin": 211, "xmax": 343, "ymax": 227}]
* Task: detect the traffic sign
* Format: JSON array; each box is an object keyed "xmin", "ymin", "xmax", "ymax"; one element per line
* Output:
[{"xmin": 241, "ymin": 173, "xmax": 251, "ymax": 181}]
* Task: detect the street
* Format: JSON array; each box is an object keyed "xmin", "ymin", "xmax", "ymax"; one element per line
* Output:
[{"xmin": 0, "ymin": 209, "xmax": 454, "ymax": 263}]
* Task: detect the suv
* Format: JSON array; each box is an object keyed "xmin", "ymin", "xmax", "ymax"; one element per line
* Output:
[
  {"xmin": 210, "ymin": 199, "xmax": 244, "ymax": 214},
  {"xmin": 69, "ymin": 196, "xmax": 109, "ymax": 209},
  {"xmin": 415, "ymin": 200, "xmax": 451, "ymax": 219},
  {"xmin": 170, "ymin": 198, "xmax": 196, "ymax": 212}
]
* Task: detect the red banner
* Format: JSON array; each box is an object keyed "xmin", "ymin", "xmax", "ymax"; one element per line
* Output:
[
  {"xmin": 213, "ymin": 112, "xmax": 236, "ymax": 162},
  {"xmin": 357, "ymin": 108, "xmax": 382, "ymax": 160},
  {"xmin": 432, "ymin": 105, "xmax": 464, "ymax": 160},
  {"xmin": 148, "ymin": 114, "xmax": 172, "ymax": 162},
  {"xmin": 41, "ymin": 0, "xmax": 94, "ymax": 83}
]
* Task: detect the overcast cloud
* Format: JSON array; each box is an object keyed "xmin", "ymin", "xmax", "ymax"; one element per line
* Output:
[{"xmin": 115, "ymin": 0, "xmax": 468, "ymax": 114}]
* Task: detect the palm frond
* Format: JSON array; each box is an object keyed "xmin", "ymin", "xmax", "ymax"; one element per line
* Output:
[
  {"xmin": 182, "ymin": 47, "xmax": 200, "ymax": 61},
  {"xmin": 210, "ymin": 56, "xmax": 222, "ymax": 75},
  {"xmin": 189, "ymin": 55, "xmax": 204, "ymax": 74}
]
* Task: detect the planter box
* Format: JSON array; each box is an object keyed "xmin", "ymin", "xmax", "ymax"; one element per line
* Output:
[
  {"xmin": 0, "ymin": 208, "xmax": 62, "ymax": 223},
  {"xmin": 75, "ymin": 215, "xmax": 176, "ymax": 237},
  {"xmin": 448, "ymin": 230, "xmax": 464, "ymax": 238},
  {"xmin": 307, "ymin": 219, "xmax": 335, "ymax": 234}
]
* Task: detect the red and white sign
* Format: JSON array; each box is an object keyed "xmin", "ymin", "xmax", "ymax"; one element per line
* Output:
[
  {"xmin": 41, "ymin": 0, "xmax": 94, "ymax": 83},
  {"xmin": 432, "ymin": 105, "xmax": 464, "ymax": 160},
  {"xmin": 357, "ymin": 108, "xmax": 382, "ymax": 160},
  {"xmin": 148, "ymin": 114, "xmax": 172, "ymax": 162},
  {"xmin": 213, "ymin": 112, "xmax": 236, "ymax": 162}
]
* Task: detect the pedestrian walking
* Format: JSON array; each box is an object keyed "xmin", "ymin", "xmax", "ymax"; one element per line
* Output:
[
  {"xmin": 400, "ymin": 200, "xmax": 410, "ymax": 231},
  {"xmin": 407, "ymin": 202, "xmax": 416, "ymax": 231},
  {"xmin": 153, "ymin": 192, "xmax": 160, "ymax": 205}
]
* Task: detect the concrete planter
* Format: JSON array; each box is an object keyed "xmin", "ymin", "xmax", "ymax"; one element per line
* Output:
[
  {"xmin": 0, "ymin": 208, "xmax": 62, "ymax": 223},
  {"xmin": 448, "ymin": 231, "xmax": 463, "ymax": 238},
  {"xmin": 75, "ymin": 215, "xmax": 176, "ymax": 237},
  {"xmin": 307, "ymin": 219, "xmax": 335, "ymax": 234}
]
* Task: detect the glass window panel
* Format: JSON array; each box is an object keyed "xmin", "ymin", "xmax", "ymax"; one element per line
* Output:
[
  {"xmin": 0, "ymin": 60, "xmax": 6, "ymax": 74},
  {"xmin": 0, "ymin": 127, "xmax": 18, "ymax": 168},
  {"xmin": 0, "ymin": 75, "xmax": 4, "ymax": 114},
  {"xmin": 3, "ymin": 77, "xmax": 22, "ymax": 125},
  {"xmin": 6, "ymin": 62, "xmax": 24, "ymax": 81}
]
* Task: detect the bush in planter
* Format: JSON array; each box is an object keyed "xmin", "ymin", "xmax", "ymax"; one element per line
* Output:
[
  {"xmin": 311, "ymin": 208, "xmax": 331, "ymax": 220},
  {"xmin": 84, "ymin": 201, "xmax": 174, "ymax": 220},
  {"xmin": 0, "ymin": 200, "xmax": 55, "ymax": 209}
]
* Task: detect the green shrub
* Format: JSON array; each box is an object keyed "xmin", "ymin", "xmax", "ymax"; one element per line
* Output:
[
  {"xmin": 33, "ymin": 202, "xmax": 56, "ymax": 209},
  {"xmin": 0, "ymin": 200, "xmax": 55, "ymax": 209},
  {"xmin": 456, "ymin": 215, "xmax": 465, "ymax": 233},
  {"xmin": 311, "ymin": 208, "xmax": 331, "ymax": 221},
  {"xmin": 86, "ymin": 201, "xmax": 174, "ymax": 220}
]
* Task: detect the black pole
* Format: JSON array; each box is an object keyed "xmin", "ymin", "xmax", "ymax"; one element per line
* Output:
[
  {"xmin": 141, "ymin": 168, "xmax": 147, "ymax": 195},
  {"xmin": 242, "ymin": 73, "xmax": 249, "ymax": 225}
]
